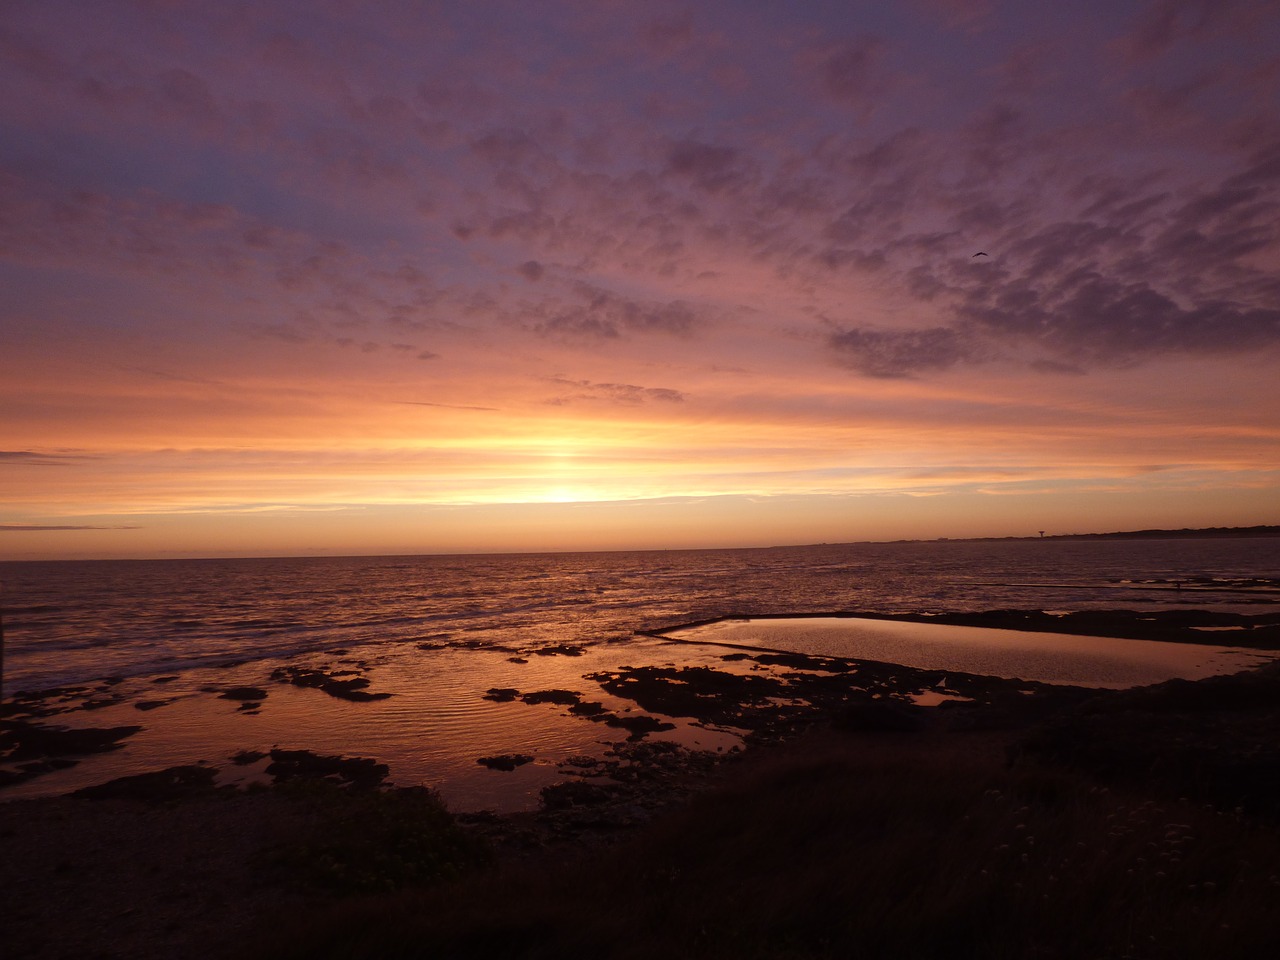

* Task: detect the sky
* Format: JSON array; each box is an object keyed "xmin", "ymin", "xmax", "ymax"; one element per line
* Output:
[{"xmin": 2, "ymin": 0, "xmax": 1279, "ymax": 559}]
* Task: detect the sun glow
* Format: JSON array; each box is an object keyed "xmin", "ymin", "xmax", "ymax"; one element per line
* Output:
[{"xmin": 542, "ymin": 486, "xmax": 590, "ymax": 504}]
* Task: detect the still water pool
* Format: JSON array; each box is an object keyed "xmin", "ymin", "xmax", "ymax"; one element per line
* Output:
[{"xmin": 661, "ymin": 616, "xmax": 1278, "ymax": 689}]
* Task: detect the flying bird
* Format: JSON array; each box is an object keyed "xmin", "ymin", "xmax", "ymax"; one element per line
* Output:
[{"xmin": 972, "ymin": 251, "xmax": 988, "ymax": 257}]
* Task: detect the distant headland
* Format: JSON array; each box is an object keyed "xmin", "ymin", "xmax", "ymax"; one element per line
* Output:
[{"xmin": 904, "ymin": 524, "xmax": 1280, "ymax": 544}]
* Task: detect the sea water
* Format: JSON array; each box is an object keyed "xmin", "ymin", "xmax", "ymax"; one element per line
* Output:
[
  {"xmin": 5, "ymin": 538, "xmax": 1278, "ymax": 692},
  {"xmin": 2, "ymin": 538, "xmax": 1278, "ymax": 808}
]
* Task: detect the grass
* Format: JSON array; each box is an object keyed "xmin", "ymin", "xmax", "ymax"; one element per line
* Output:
[{"xmin": 251, "ymin": 729, "xmax": 1280, "ymax": 959}]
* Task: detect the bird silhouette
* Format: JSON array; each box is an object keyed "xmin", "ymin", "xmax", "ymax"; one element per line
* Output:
[{"xmin": 972, "ymin": 251, "xmax": 988, "ymax": 257}]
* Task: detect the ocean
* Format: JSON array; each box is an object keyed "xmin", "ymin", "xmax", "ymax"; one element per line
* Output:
[{"xmin": 3, "ymin": 537, "xmax": 1279, "ymax": 809}]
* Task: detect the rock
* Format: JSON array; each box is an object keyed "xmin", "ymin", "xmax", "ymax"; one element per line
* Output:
[
  {"xmin": 540, "ymin": 780, "xmax": 622, "ymax": 810},
  {"xmin": 594, "ymin": 713, "xmax": 677, "ymax": 739},
  {"xmin": 2, "ymin": 720, "xmax": 142, "ymax": 761},
  {"xmin": 483, "ymin": 688, "xmax": 521, "ymax": 702},
  {"xmin": 219, "ymin": 687, "xmax": 268, "ymax": 701},
  {"xmin": 270, "ymin": 666, "xmax": 392, "ymax": 701},
  {"xmin": 477, "ymin": 754, "xmax": 534, "ymax": 771},
  {"xmin": 521, "ymin": 689, "xmax": 581, "ymax": 706},
  {"xmin": 586, "ymin": 665, "xmax": 789, "ymax": 727},
  {"xmin": 533, "ymin": 644, "xmax": 585, "ymax": 657},
  {"xmin": 18, "ymin": 757, "xmax": 79, "ymax": 774},
  {"xmin": 265, "ymin": 748, "xmax": 389, "ymax": 789},
  {"xmin": 72, "ymin": 765, "xmax": 221, "ymax": 801}
]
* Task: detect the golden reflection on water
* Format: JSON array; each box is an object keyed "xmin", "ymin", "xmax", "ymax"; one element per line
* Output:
[{"xmin": 2, "ymin": 637, "xmax": 750, "ymax": 812}]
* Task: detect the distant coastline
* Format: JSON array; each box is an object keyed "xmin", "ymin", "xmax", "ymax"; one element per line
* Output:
[
  {"xmin": 5, "ymin": 524, "xmax": 1278, "ymax": 565},
  {"xmin": 881, "ymin": 524, "xmax": 1280, "ymax": 545}
]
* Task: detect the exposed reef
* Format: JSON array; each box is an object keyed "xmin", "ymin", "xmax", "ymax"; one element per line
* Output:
[
  {"xmin": 0, "ymin": 720, "xmax": 142, "ymax": 788},
  {"xmin": 269, "ymin": 666, "xmax": 392, "ymax": 701}
]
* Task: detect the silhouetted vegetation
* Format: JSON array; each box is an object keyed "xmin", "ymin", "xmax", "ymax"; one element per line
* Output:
[
  {"xmin": 252, "ymin": 665, "xmax": 1280, "ymax": 959},
  {"xmin": 263, "ymin": 781, "xmax": 489, "ymax": 895}
]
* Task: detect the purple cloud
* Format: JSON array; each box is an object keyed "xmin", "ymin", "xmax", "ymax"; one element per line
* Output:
[{"xmin": 827, "ymin": 326, "xmax": 977, "ymax": 378}]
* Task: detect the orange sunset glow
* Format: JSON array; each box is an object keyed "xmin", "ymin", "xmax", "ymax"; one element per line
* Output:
[{"xmin": 3, "ymin": 1, "xmax": 1279, "ymax": 559}]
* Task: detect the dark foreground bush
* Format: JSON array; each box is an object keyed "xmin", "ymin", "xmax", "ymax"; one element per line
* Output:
[
  {"xmin": 264, "ymin": 782, "xmax": 490, "ymax": 895},
  {"xmin": 254, "ymin": 733, "xmax": 1280, "ymax": 959}
]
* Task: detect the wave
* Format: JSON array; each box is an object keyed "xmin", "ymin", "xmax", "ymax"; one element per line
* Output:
[{"xmin": 3, "ymin": 538, "xmax": 1278, "ymax": 693}]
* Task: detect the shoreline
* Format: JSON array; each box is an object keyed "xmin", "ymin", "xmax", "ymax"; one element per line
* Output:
[
  {"xmin": 647, "ymin": 606, "xmax": 1280, "ymax": 648},
  {"xmin": 6, "ymin": 606, "xmax": 1280, "ymax": 957},
  {"xmin": 6, "ymin": 607, "xmax": 1280, "ymax": 804},
  {"xmin": 5, "ymin": 607, "xmax": 1280, "ymax": 804},
  {"xmin": 6, "ymin": 645, "xmax": 1280, "ymax": 957}
]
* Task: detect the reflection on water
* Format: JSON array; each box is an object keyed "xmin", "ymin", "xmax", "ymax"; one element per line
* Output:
[
  {"xmin": 4, "ymin": 537, "xmax": 1278, "ymax": 693},
  {"xmin": 662, "ymin": 617, "xmax": 1279, "ymax": 689},
  {"xmin": 0, "ymin": 637, "xmax": 748, "ymax": 812},
  {"xmin": 4, "ymin": 538, "xmax": 1279, "ymax": 810}
]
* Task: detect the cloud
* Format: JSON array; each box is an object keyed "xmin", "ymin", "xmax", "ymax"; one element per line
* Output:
[
  {"xmin": 664, "ymin": 140, "xmax": 745, "ymax": 194},
  {"xmin": 0, "ymin": 450, "xmax": 90, "ymax": 465},
  {"xmin": 4, "ymin": 0, "xmax": 1280, "ymax": 547},
  {"xmin": 334, "ymin": 337, "xmax": 381, "ymax": 353},
  {"xmin": 816, "ymin": 137, "xmax": 1280, "ymax": 375},
  {"xmin": 911, "ymin": 0, "xmax": 997, "ymax": 28},
  {"xmin": 0, "ymin": 524, "xmax": 141, "ymax": 531},
  {"xmin": 961, "ymin": 276, "xmax": 1280, "ymax": 365},
  {"xmin": 965, "ymin": 148, "xmax": 1280, "ymax": 363},
  {"xmin": 544, "ymin": 377, "xmax": 686, "ymax": 406},
  {"xmin": 641, "ymin": 13, "xmax": 694, "ymax": 56},
  {"xmin": 806, "ymin": 35, "xmax": 887, "ymax": 113},
  {"xmin": 527, "ymin": 283, "xmax": 703, "ymax": 341},
  {"xmin": 827, "ymin": 326, "xmax": 977, "ymax": 378},
  {"xmin": 1119, "ymin": 0, "xmax": 1221, "ymax": 62},
  {"xmin": 397, "ymin": 400, "xmax": 498, "ymax": 412}
]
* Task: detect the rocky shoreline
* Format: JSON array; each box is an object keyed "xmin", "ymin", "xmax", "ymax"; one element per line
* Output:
[{"xmin": 4, "ymin": 608, "xmax": 1280, "ymax": 958}]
